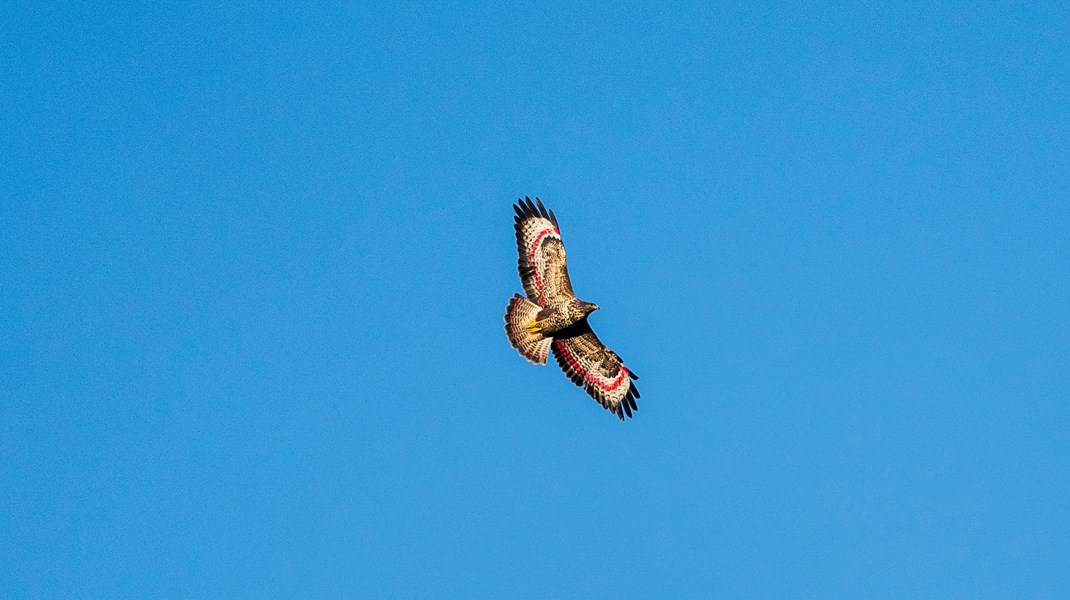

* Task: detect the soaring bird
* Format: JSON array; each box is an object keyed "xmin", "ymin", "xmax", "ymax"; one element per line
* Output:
[{"xmin": 504, "ymin": 197, "xmax": 640, "ymax": 420}]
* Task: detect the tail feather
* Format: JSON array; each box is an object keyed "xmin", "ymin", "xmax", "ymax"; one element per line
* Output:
[{"xmin": 504, "ymin": 294, "xmax": 552, "ymax": 364}]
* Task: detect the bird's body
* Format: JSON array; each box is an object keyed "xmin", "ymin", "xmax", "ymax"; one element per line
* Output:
[
  {"xmin": 530, "ymin": 298, "xmax": 598, "ymax": 335},
  {"xmin": 503, "ymin": 197, "xmax": 640, "ymax": 420}
]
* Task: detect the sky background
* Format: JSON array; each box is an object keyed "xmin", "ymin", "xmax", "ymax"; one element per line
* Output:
[{"xmin": 3, "ymin": 2, "xmax": 1069, "ymax": 597}]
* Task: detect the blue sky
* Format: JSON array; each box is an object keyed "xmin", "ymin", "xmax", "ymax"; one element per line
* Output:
[{"xmin": 3, "ymin": 2, "xmax": 1069, "ymax": 597}]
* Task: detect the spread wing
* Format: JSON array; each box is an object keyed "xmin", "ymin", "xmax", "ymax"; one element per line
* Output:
[
  {"xmin": 514, "ymin": 197, "xmax": 576, "ymax": 305},
  {"xmin": 551, "ymin": 321, "xmax": 640, "ymax": 420}
]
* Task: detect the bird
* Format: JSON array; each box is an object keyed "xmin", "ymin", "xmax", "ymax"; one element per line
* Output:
[{"xmin": 503, "ymin": 197, "xmax": 640, "ymax": 420}]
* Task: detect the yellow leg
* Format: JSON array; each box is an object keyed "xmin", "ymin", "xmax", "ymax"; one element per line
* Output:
[{"xmin": 526, "ymin": 321, "xmax": 541, "ymax": 333}]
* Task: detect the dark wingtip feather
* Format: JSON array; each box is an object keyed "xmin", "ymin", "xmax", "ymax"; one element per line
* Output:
[
  {"xmin": 628, "ymin": 370, "xmax": 639, "ymax": 380},
  {"xmin": 535, "ymin": 197, "xmax": 549, "ymax": 219},
  {"xmin": 631, "ymin": 384, "xmax": 640, "ymax": 399},
  {"xmin": 516, "ymin": 197, "xmax": 558, "ymax": 225}
]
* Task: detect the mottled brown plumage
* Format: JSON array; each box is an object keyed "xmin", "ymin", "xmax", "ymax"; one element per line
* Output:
[{"xmin": 503, "ymin": 197, "xmax": 640, "ymax": 420}]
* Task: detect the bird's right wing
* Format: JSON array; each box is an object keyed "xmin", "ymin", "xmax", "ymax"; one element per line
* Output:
[{"xmin": 513, "ymin": 197, "xmax": 576, "ymax": 305}]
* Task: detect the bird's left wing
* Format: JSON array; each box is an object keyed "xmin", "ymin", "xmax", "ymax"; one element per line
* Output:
[{"xmin": 551, "ymin": 321, "xmax": 640, "ymax": 420}]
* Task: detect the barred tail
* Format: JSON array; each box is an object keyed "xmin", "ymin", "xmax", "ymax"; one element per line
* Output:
[{"xmin": 504, "ymin": 293, "xmax": 552, "ymax": 364}]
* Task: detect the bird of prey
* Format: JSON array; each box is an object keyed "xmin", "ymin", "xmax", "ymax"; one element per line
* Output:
[{"xmin": 504, "ymin": 197, "xmax": 640, "ymax": 420}]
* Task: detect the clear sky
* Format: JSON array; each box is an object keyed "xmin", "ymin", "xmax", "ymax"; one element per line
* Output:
[{"xmin": 4, "ymin": 2, "xmax": 1069, "ymax": 597}]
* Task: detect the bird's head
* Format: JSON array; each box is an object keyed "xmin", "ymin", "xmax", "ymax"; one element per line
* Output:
[{"xmin": 581, "ymin": 301, "xmax": 600, "ymax": 315}]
